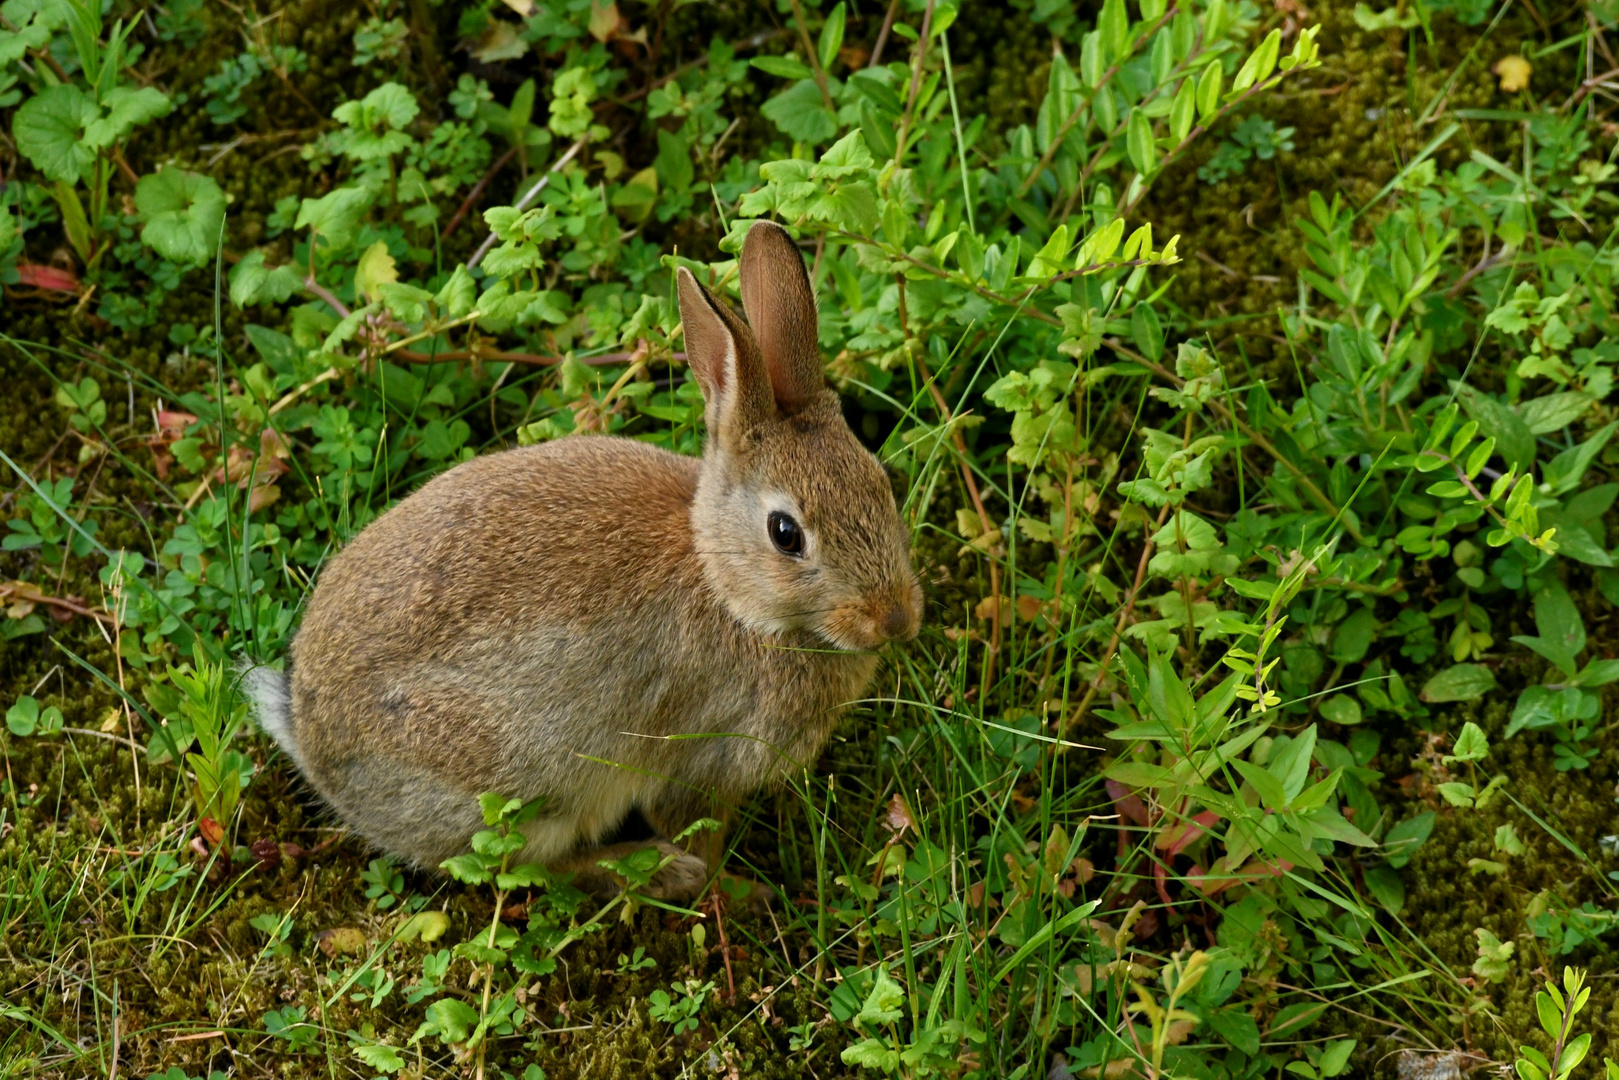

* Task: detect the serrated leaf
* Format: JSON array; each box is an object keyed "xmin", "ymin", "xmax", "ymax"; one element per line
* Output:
[
  {"xmin": 13, "ymin": 83, "xmax": 96, "ymax": 184},
  {"xmin": 229, "ymin": 251, "xmax": 304, "ymax": 308},
  {"xmin": 761, "ymin": 78, "xmax": 837, "ymax": 144},
  {"xmin": 354, "ymin": 240, "xmax": 398, "ymax": 304},
  {"xmin": 296, "ymin": 186, "xmax": 375, "ymax": 251},
  {"xmin": 354, "ymin": 1043, "xmax": 405, "ymax": 1072},
  {"xmin": 439, "ymin": 853, "xmax": 494, "ymax": 884},
  {"xmin": 436, "ymin": 264, "xmax": 477, "ymax": 317},
  {"xmin": 83, "ymin": 85, "xmax": 171, "ymax": 149}
]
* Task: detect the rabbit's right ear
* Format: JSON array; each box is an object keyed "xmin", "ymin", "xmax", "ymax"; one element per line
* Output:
[{"xmin": 676, "ymin": 267, "xmax": 775, "ymax": 442}]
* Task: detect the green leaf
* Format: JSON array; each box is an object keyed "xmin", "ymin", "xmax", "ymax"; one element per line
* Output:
[
  {"xmin": 1267, "ymin": 1000, "xmax": 1326, "ymax": 1037},
  {"xmin": 1209, "ymin": 1009, "xmax": 1260, "ymax": 1055},
  {"xmin": 135, "ymin": 167, "xmax": 226, "ymax": 266},
  {"xmin": 761, "ymin": 79, "xmax": 837, "ymax": 144},
  {"xmin": 439, "ymin": 853, "xmax": 493, "ymax": 884},
  {"xmin": 336, "ymin": 81, "xmax": 420, "ymax": 132},
  {"xmin": 1558, "ymin": 1034, "xmax": 1592, "ymax": 1078},
  {"xmin": 1436, "ymin": 781, "xmax": 1475, "ymax": 807},
  {"xmin": 7, "ymin": 695, "xmax": 62, "ymax": 737},
  {"xmin": 1196, "ymin": 61, "xmax": 1222, "ymax": 121},
  {"xmin": 1169, "ymin": 77, "xmax": 1196, "ymax": 142},
  {"xmin": 654, "ymin": 128, "xmax": 694, "ymax": 192},
  {"xmin": 13, "ymin": 83, "xmax": 96, "ymax": 184},
  {"xmin": 818, "ymin": 2, "xmax": 846, "ymax": 72},
  {"xmin": 354, "ymin": 1043, "xmax": 405, "ymax": 1072},
  {"xmin": 1455, "ymin": 382, "xmax": 1535, "ymax": 471},
  {"xmin": 82, "ymin": 85, "xmax": 171, "ymax": 150},
  {"xmin": 1269, "ymin": 723, "xmax": 1317, "ymax": 802},
  {"xmin": 1443, "ymin": 721, "xmax": 1489, "ymax": 764},
  {"xmin": 814, "ymin": 129, "xmax": 875, "ymax": 177},
  {"xmin": 1329, "ymin": 607, "xmax": 1376, "ymax": 664},
  {"xmin": 854, "ymin": 967, "xmax": 906, "ymax": 1028},
  {"xmin": 1232, "ymin": 28, "xmax": 1282, "ymax": 92},
  {"xmin": 841, "ymin": 1038, "xmax": 900, "ymax": 1071},
  {"xmin": 1533, "ymin": 581, "xmax": 1585, "ymax": 659},
  {"xmin": 1384, "ymin": 811, "xmax": 1435, "ymax": 868},
  {"xmin": 751, "ymin": 55, "xmax": 815, "ymax": 80},
  {"xmin": 416, "ymin": 998, "xmax": 479, "ymax": 1046},
  {"xmin": 296, "ymin": 186, "xmax": 375, "ymax": 251},
  {"xmin": 1536, "ymin": 991, "xmax": 1562, "ymax": 1039},
  {"xmin": 1544, "ymin": 422, "xmax": 1616, "ymax": 495},
  {"xmin": 1520, "ymin": 391, "xmax": 1594, "ymax": 435},
  {"xmin": 229, "ymin": 251, "xmax": 304, "ymax": 308},
  {"xmin": 1319, "ymin": 695, "xmax": 1362, "ymax": 726},
  {"xmin": 1420, "ymin": 664, "xmax": 1497, "ymax": 703},
  {"xmin": 1232, "ymin": 757, "xmax": 1288, "ymax": 810},
  {"xmin": 1131, "ymin": 303, "xmax": 1164, "ymax": 362},
  {"xmin": 1318, "ymin": 1039, "xmax": 1356, "ymax": 1077},
  {"xmin": 1127, "ymin": 109, "xmax": 1157, "ymax": 175},
  {"xmin": 436, "ymin": 264, "xmax": 477, "ymax": 318},
  {"xmin": 354, "ymin": 240, "xmax": 398, "ymax": 304}
]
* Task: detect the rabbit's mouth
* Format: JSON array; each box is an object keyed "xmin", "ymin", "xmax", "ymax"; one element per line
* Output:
[{"xmin": 821, "ymin": 593, "xmax": 922, "ymax": 651}]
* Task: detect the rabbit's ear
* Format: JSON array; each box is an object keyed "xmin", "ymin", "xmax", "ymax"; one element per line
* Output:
[
  {"xmin": 740, "ymin": 221, "xmax": 823, "ymax": 413},
  {"xmin": 676, "ymin": 266, "xmax": 775, "ymax": 440}
]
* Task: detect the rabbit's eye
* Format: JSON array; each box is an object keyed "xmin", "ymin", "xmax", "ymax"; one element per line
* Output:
[{"xmin": 768, "ymin": 511, "xmax": 805, "ymax": 556}]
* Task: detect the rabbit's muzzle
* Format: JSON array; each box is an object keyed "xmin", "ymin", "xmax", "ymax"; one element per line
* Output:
[{"xmin": 829, "ymin": 583, "xmax": 922, "ymax": 649}]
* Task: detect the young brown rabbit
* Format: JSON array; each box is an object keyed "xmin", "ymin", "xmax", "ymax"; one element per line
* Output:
[{"xmin": 244, "ymin": 221, "xmax": 922, "ymax": 899}]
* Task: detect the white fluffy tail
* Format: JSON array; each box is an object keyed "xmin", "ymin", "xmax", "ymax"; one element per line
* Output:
[{"xmin": 240, "ymin": 661, "xmax": 300, "ymax": 768}]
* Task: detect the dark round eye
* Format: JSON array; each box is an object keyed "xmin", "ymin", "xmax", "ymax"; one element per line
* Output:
[{"xmin": 768, "ymin": 511, "xmax": 804, "ymax": 556}]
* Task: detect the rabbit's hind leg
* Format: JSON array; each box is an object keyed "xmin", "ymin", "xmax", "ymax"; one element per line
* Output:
[{"xmin": 325, "ymin": 757, "xmax": 487, "ymax": 869}]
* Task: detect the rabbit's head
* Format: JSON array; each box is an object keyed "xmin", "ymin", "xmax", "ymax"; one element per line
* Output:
[{"xmin": 678, "ymin": 222, "xmax": 922, "ymax": 652}]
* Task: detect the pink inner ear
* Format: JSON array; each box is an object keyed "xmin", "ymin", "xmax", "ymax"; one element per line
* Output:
[
  {"xmin": 740, "ymin": 225, "xmax": 823, "ymax": 410},
  {"xmin": 676, "ymin": 269, "xmax": 734, "ymax": 403}
]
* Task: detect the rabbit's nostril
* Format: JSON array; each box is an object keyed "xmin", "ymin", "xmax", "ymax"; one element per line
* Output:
[{"xmin": 881, "ymin": 604, "xmax": 912, "ymax": 641}]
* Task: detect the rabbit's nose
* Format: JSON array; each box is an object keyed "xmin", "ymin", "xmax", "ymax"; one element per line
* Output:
[{"xmin": 880, "ymin": 602, "xmax": 916, "ymax": 642}]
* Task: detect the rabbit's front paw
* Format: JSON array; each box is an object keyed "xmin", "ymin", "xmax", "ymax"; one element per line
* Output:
[{"xmin": 644, "ymin": 844, "xmax": 710, "ymax": 901}]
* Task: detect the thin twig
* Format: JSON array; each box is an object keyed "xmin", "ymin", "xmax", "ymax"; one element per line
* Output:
[
  {"xmin": 0, "ymin": 582, "xmax": 115, "ymax": 625},
  {"xmin": 62, "ymin": 728, "xmax": 144, "ymax": 752},
  {"xmin": 712, "ymin": 889, "xmax": 737, "ymax": 1003},
  {"xmin": 443, "ymin": 145, "xmax": 520, "ymax": 238},
  {"xmin": 1059, "ymin": 503, "xmax": 1172, "ymax": 739},
  {"xmin": 891, "ymin": 0, "xmax": 937, "ymax": 166},
  {"xmin": 868, "ymin": 0, "xmax": 903, "ymax": 68}
]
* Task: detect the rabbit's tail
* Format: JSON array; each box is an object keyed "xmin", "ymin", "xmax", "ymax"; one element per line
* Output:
[{"xmin": 239, "ymin": 660, "xmax": 301, "ymax": 768}]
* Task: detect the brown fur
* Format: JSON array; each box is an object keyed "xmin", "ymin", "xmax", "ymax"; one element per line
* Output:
[{"xmin": 250, "ymin": 222, "xmax": 922, "ymax": 899}]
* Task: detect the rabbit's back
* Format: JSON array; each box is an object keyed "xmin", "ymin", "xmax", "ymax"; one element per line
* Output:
[{"xmin": 283, "ymin": 436, "xmax": 873, "ymax": 865}]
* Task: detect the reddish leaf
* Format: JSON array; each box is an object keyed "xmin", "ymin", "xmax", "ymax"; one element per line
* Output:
[
  {"xmin": 198, "ymin": 817, "xmax": 225, "ymax": 846},
  {"xmin": 16, "ymin": 263, "xmax": 79, "ymax": 291},
  {"xmin": 1104, "ymin": 778, "xmax": 1151, "ymax": 827}
]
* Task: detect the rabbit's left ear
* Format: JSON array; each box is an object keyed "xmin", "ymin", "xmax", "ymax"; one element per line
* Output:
[
  {"xmin": 676, "ymin": 266, "xmax": 775, "ymax": 442},
  {"xmin": 740, "ymin": 221, "xmax": 824, "ymax": 413}
]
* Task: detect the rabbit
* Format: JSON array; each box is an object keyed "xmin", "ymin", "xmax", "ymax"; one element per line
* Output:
[{"xmin": 243, "ymin": 220, "xmax": 923, "ymax": 900}]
